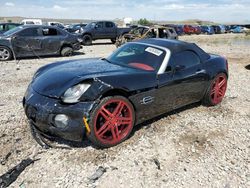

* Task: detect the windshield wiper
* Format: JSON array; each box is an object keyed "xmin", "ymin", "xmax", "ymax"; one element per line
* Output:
[{"xmin": 101, "ymin": 57, "xmax": 113, "ymax": 64}]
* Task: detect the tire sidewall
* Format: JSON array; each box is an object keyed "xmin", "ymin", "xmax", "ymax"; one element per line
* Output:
[
  {"xmin": 61, "ymin": 47, "xmax": 73, "ymax": 56},
  {"xmin": 87, "ymin": 96, "xmax": 135, "ymax": 148}
]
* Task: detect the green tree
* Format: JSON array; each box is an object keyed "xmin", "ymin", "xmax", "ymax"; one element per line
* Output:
[{"xmin": 137, "ymin": 18, "xmax": 152, "ymax": 26}]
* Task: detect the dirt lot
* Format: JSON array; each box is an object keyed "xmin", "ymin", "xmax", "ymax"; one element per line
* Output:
[{"xmin": 0, "ymin": 34, "xmax": 249, "ymax": 188}]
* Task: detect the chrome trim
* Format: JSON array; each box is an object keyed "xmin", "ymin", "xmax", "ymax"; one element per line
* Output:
[{"xmin": 131, "ymin": 41, "xmax": 171, "ymax": 74}]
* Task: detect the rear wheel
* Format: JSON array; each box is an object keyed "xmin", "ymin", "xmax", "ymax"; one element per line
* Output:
[
  {"xmin": 87, "ymin": 96, "xmax": 135, "ymax": 148},
  {"xmin": 203, "ymin": 73, "xmax": 227, "ymax": 106},
  {"xmin": 82, "ymin": 34, "xmax": 92, "ymax": 45},
  {"xmin": 0, "ymin": 46, "xmax": 12, "ymax": 61},
  {"xmin": 60, "ymin": 46, "xmax": 73, "ymax": 56}
]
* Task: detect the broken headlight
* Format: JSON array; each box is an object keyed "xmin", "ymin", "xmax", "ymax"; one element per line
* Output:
[{"xmin": 62, "ymin": 83, "xmax": 90, "ymax": 103}]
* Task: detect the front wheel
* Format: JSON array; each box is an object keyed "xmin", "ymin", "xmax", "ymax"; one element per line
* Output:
[
  {"xmin": 0, "ymin": 46, "xmax": 12, "ymax": 61},
  {"xmin": 60, "ymin": 46, "xmax": 73, "ymax": 57},
  {"xmin": 82, "ymin": 34, "xmax": 92, "ymax": 45},
  {"xmin": 202, "ymin": 73, "xmax": 228, "ymax": 106},
  {"xmin": 87, "ymin": 96, "xmax": 135, "ymax": 148}
]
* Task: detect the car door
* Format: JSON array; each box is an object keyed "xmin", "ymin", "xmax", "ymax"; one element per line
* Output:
[
  {"xmin": 163, "ymin": 50, "xmax": 207, "ymax": 109},
  {"xmin": 11, "ymin": 27, "xmax": 43, "ymax": 57},
  {"xmin": 104, "ymin": 22, "xmax": 117, "ymax": 39},
  {"xmin": 92, "ymin": 22, "xmax": 105, "ymax": 39},
  {"xmin": 40, "ymin": 27, "xmax": 64, "ymax": 55}
]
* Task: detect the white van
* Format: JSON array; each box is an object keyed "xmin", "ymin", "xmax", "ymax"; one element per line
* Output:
[{"xmin": 20, "ymin": 19, "xmax": 43, "ymax": 25}]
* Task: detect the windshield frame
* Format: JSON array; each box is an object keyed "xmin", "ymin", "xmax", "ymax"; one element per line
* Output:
[{"xmin": 107, "ymin": 41, "xmax": 171, "ymax": 74}]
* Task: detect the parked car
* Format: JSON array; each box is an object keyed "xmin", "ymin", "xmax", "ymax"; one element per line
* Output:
[
  {"xmin": 183, "ymin": 25, "xmax": 196, "ymax": 35},
  {"xmin": 65, "ymin": 23, "xmax": 87, "ymax": 33},
  {"xmin": 164, "ymin": 24, "xmax": 184, "ymax": 35},
  {"xmin": 23, "ymin": 38, "xmax": 228, "ymax": 148},
  {"xmin": 115, "ymin": 25, "xmax": 178, "ymax": 47},
  {"xmin": 175, "ymin": 25, "xmax": 184, "ymax": 35},
  {"xmin": 47, "ymin": 22, "xmax": 65, "ymax": 29},
  {"xmin": 225, "ymin": 25, "xmax": 231, "ymax": 33},
  {"xmin": 231, "ymin": 26, "xmax": 244, "ymax": 33},
  {"xmin": 200, "ymin": 26, "xmax": 215, "ymax": 35},
  {"xmin": 212, "ymin": 25, "xmax": 221, "ymax": 34},
  {"xmin": 0, "ymin": 23, "xmax": 21, "ymax": 34},
  {"xmin": 219, "ymin": 25, "xmax": 226, "ymax": 33},
  {"xmin": 20, "ymin": 19, "xmax": 43, "ymax": 25},
  {"xmin": 194, "ymin": 26, "xmax": 201, "ymax": 35},
  {"xmin": 0, "ymin": 25, "xmax": 82, "ymax": 61},
  {"xmin": 80, "ymin": 21, "xmax": 132, "ymax": 45}
]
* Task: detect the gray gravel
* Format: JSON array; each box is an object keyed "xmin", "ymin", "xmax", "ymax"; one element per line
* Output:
[{"xmin": 0, "ymin": 34, "xmax": 249, "ymax": 188}]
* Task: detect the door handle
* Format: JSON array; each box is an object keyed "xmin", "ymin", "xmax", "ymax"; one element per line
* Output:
[{"xmin": 196, "ymin": 69, "xmax": 206, "ymax": 74}]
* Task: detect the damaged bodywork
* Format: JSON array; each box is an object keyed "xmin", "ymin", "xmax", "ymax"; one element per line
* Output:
[
  {"xmin": 23, "ymin": 39, "xmax": 228, "ymax": 148},
  {"xmin": 0, "ymin": 25, "xmax": 82, "ymax": 61},
  {"xmin": 115, "ymin": 25, "xmax": 178, "ymax": 47}
]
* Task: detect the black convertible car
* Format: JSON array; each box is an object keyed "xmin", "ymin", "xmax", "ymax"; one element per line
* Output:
[
  {"xmin": 23, "ymin": 39, "xmax": 228, "ymax": 148},
  {"xmin": 0, "ymin": 25, "xmax": 82, "ymax": 61}
]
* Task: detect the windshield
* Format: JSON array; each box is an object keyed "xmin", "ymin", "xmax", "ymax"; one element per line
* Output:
[
  {"xmin": 107, "ymin": 43, "xmax": 166, "ymax": 72},
  {"xmin": 3, "ymin": 26, "xmax": 23, "ymax": 36},
  {"xmin": 85, "ymin": 22, "xmax": 96, "ymax": 28}
]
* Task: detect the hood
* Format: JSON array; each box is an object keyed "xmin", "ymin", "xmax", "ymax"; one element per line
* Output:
[{"xmin": 31, "ymin": 58, "xmax": 135, "ymax": 98}]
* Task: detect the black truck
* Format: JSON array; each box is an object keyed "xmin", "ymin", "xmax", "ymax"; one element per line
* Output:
[{"xmin": 80, "ymin": 21, "xmax": 132, "ymax": 45}]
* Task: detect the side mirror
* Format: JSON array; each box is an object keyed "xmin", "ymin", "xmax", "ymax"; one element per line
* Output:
[
  {"xmin": 94, "ymin": 25, "xmax": 98, "ymax": 29},
  {"xmin": 174, "ymin": 65, "xmax": 185, "ymax": 72},
  {"xmin": 165, "ymin": 66, "xmax": 172, "ymax": 72}
]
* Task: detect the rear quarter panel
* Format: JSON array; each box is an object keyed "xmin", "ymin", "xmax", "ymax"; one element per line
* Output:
[{"xmin": 203, "ymin": 54, "xmax": 228, "ymax": 81}]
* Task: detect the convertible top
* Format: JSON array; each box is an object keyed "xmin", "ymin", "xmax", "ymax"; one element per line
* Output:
[{"xmin": 136, "ymin": 38, "xmax": 210, "ymax": 62}]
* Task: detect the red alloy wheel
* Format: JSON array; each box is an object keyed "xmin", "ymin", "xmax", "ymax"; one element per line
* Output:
[
  {"xmin": 210, "ymin": 74, "xmax": 227, "ymax": 105},
  {"xmin": 94, "ymin": 99, "xmax": 133, "ymax": 145}
]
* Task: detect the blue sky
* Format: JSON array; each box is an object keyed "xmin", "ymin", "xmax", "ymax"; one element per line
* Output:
[{"xmin": 0, "ymin": 0, "xmax": 250, "ymax": 23}]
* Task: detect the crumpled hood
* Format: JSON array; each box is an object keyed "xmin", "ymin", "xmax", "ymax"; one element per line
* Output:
[{"xmin": 31, "ymin": 58, "xmax": 133, "ymax": 98}]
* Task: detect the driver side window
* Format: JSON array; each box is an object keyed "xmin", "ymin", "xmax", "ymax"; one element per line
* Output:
[
  {"xmin": 166, "ymin": 50, "xmax": 200, "ymax": 72},
  {"xmin": 18, "ymin": 28, "xmax": 39, "ymax": 37}
]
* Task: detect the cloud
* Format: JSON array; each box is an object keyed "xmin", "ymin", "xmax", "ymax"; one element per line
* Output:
[
  {"xmin": 5, "ymin": 2, "xmax": 15, "ymax": 7},
  {"xmin": 52, "ymin": 5, "xmax": 67, "ymax": 11},
  {"xmin": 0, "ymin": 0, "xmax": 250, "ymax": 23}
]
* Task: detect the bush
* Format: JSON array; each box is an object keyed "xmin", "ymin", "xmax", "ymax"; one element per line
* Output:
[{"xmin": 137, "ymin": 18, "xmax": 152, "ymax": 26}]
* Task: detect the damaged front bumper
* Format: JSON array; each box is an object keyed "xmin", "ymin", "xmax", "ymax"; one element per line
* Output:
[{"xmin": 23, "ymin": 86, "xmax": 96, "ymax": 142}]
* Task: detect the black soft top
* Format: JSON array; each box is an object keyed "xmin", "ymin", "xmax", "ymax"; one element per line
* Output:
[{"xmin": 137, "ymin": 38, "xmax": 210, "ymax": 62}]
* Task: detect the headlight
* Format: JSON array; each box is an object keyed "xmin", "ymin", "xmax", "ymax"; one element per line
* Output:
[{"xmin": 62, "ymin": 83, "xmax": 90, "ymax": 103}]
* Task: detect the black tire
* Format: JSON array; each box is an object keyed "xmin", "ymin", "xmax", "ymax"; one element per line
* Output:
[
  {"xmin": 202, "ymin": 73, "xmax": 228, "ymax": 106},
  {"xmin": 60, "ymin": 46, "xmax": 73, "ymax": 57},
  {"xmin": 111, "ymin": 38, "xmax": 116, "ymax": 44},
  {"xmin": 87, "ymin": 96, "xmax": 135, "ymax": 148},
  {"xmin": 0, "ymin": 46, "xmax": 13, "ymax": 61},
  {"xmin": 82, "ymin": 34, "xmax": 92, "ymax": 45}
]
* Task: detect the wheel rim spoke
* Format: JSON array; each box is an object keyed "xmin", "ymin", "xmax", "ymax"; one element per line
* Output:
[
  {"xmin": 112, "ymin": 101, "xmax": 124, "ymax": 117},
  {"xmin": 96, "ymin": 121, "xmax": 110, "ymax": 137},
  {"xmin": 218, "ymin": 78, "xmax": 226, "ymax": 88},
  {"xmin": 99, "ymin": 107, "xmax": 112, "ymax": 120},
  {"xmin": 117, "ymin": 117, "xmax": 132, "ymax": 125},
  {"xmin": 111, "ymin": 126, "xmax": 120, "ymax": 142}
]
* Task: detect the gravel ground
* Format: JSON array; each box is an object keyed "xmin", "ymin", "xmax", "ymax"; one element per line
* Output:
[{"xmin": 0, "ymin": 34, "xmax": 249, "ymax": 188}]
